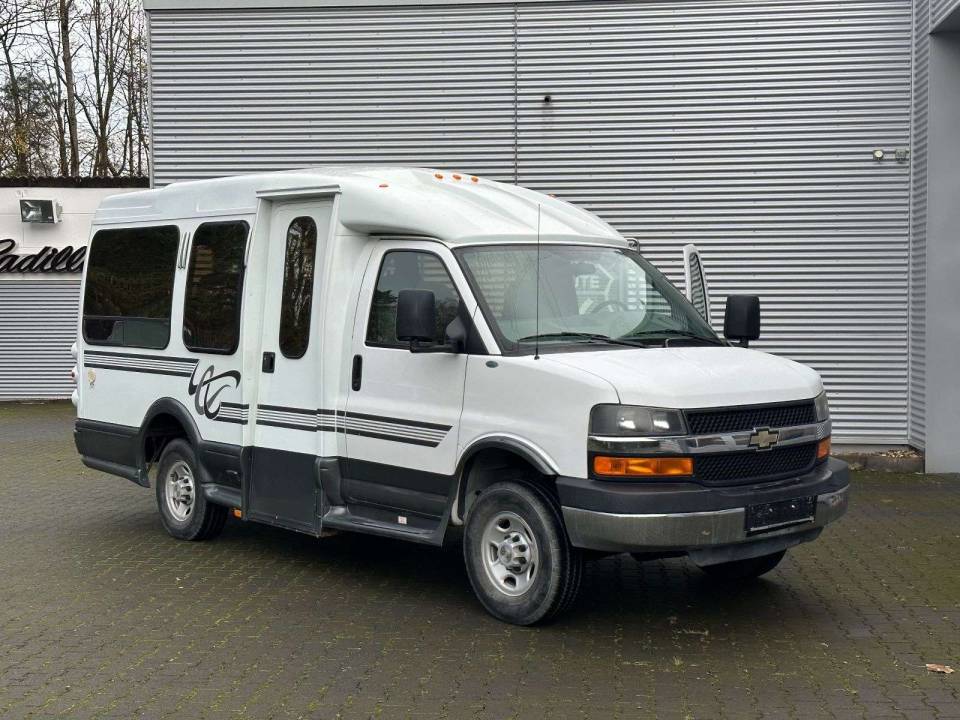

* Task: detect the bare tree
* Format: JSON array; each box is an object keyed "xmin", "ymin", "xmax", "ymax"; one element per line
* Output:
[
  {"xmin": 58, "ymin": 0, "xmax": 80, "ymax": 175},
  {"xmin": 0, "ymin": 0, "xmax": 40, "ymax": 175},
  {"xmin": 0, "ymin": 0, "xmax": 148, "ymax": 178}
]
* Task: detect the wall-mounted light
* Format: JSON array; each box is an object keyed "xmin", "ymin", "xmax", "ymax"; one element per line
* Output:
[{"xmin": 19, "ymin": 199, "xmax": 61, "ymax": 224}]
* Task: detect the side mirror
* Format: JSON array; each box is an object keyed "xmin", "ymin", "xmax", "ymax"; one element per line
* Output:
[
  {"xmin": 397, "ymin": 289, "xmax": 436, "ymax": 345},
  {"xmin": 724, "ymin": 295, "xmax": 761, "ymax": 347}
]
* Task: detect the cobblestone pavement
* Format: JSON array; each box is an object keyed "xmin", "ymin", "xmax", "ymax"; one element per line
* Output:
[{"xmin": 0, "ymin": 402, "xmax": 958, "ymax": 720}]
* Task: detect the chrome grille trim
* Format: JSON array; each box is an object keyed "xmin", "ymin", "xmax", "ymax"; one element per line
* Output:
[{"xmin": 588, "ymin": 420, "xmax": 830, "ymax": 456}]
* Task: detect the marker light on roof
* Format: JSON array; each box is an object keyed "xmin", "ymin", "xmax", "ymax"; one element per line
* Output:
[
  {"xmin": 434, "ymin": 173, "xmax": 444, "ymax": 180},
  {"xmin": 453, "ymin": 174, "xmax": 462, "ymax": 180},
  {"xmin": 378, "ymin": 183, "xmax": 389, "ymax": 188},
  {"xmin": 471, "ymin": 176, "xmax": 479, "ymax": 183}
]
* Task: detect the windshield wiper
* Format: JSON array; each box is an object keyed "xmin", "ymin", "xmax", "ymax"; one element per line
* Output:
[
  {"xmin": 516, "ymin": 331, "xmax": 647, "ymax": 348},
  {"xmin": 628, "ymin": 329, "xmax": 725, "ymax": 346}
]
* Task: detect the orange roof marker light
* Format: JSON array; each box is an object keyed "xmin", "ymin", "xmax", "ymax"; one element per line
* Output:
[
  {"xmin": 378, "ymin": 183, "xmax": 389, "ymax": 188},
  {"xmin": 452, "ymin": 173, "xmax": 462, "ymax": 180},
  {"xmin": 434, "ymin": 173, "xmax": 444, "ymax": 180},
  {"xmin": 471, "ymin": 176, "xmax": 479, "ymax": 183}
]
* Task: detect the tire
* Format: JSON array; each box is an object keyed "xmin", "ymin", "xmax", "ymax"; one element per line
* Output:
[
  {"xmin": 698, "ymin": 549, "xmax": 786, "ymax": 581},
  {"xmin": 463, "ymin": 480, "xmax": 582, "ymax": 626},
  {"xmin": 155, "ymin": 439, "xmax": 227, "ymax": 541}
]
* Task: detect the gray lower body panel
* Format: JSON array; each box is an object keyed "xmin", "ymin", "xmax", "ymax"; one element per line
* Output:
[{"xmin": 562, "ymin": 485, "xmax": 849, "ymax": 558}]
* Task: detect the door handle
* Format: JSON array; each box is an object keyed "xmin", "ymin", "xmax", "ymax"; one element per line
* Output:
[
  {"xmin": 351, "ymin": 354, "xmax": 363, "ymax": 391},
  {"xmin": 262, "ymin": 352, "xmax": 275, "ymax": 373}
]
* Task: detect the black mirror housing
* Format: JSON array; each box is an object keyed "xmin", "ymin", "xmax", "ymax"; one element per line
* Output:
[
  {"xmin": 396, "ymin": 289, "xmax": 436, "ymax": 343},
  {"xmin": 724, "ymin": 295, "xmax": 761, "ymax": 347}
]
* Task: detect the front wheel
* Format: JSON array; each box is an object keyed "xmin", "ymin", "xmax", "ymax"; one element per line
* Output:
[
  {"xmin": 155, "ymin": 439, "xmax": 227, "ymax": 541},
  {"xmin": 463, "ymin": 480, "xmax": 582, "ymax": 625},
  {"xmin": 698, "ymin": 549, "xmax": 786, "ymax": 581}
]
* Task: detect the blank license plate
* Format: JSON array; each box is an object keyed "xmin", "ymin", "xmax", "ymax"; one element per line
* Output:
[{"xmin": 745, "ymin": 496, "xmax": 816, "ymax": 534}]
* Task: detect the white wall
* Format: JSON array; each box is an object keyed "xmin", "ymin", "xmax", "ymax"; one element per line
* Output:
[
  {"xmin": 0, "ymin": 185, "xmax": 143, "ymax": 401},
  {"xmin": 0, "ymin": 186, "xmax": 139, "ymax": 264}
]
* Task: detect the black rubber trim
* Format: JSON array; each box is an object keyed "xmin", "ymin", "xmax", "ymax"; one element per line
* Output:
[
  {"xmin": 557, "ymin": 457, "xmax": 849, "ymax": 515},
  {"xmin": 80, "ymin": 456, "xmax": 146, "ymax": 487}
]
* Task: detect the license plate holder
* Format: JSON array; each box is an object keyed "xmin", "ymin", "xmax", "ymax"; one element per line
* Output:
[{"xmin": 745, "ymin": 496, "xmax": 816, "ymax": 535}]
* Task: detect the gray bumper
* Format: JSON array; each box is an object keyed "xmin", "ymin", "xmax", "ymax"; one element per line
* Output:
[{"xmin": 562, "ymin": 485, "xmax": 849, "ymax": 556}]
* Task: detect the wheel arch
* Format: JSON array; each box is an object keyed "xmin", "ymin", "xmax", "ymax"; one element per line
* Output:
[
  {"xmin": 138, "ymin": 398, "xmax": 203, "ymax": 479},
  {"xmin": 451, "ymin": 435, "xmax": 560, "ymax": 525}
]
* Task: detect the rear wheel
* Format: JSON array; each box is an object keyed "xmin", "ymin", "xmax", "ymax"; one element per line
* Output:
[
  {"xmin": 155, "ymin": 439, "xmax": 227, "ymax": 541},
  {"xmin": 463, "ymin": 480, "xmax": 582, "ymax": 625},
  {"xmin": 698, "ymin": 549, "xmax": 786, "ymax": 581}
]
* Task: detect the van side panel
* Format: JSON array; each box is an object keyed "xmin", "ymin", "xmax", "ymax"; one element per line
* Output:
[{"xmin": 76, "ymin": 215, "xmax": 256, "ymax": 484}]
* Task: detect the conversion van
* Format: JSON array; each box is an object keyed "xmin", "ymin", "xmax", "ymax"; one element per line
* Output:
[{"xmin": 73, "ymin": 167, "xmax": 849, "ymax": 625}]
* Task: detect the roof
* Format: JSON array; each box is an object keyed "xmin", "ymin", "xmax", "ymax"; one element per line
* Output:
[{"xmin": 93, "ymin": 166, "xmax": 624, "ymax": 247}]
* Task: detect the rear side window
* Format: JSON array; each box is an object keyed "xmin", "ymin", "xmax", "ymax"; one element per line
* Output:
[
  {"xmin": 183, "ymin": 221, "xmax": 248, "ymax": 354},
  {"xmin": 366, "ymin": 251, "xmax": 461, "ymax": 347},
  {"xmin": 82, "ymin": 225, "xmax": 179, "ymax": 349},
  {"xmin": 279, "ymin": 216, "xmax": 318, "ymax": 359}
]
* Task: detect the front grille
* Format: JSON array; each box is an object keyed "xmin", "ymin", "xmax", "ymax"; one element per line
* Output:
[
  {"xmin": 694, "ymin": 443, "xmax": 818, "ymax": 486},
  {"xmin": 685, "ymin": 402, "xmax": 815, "ymax": 435}
]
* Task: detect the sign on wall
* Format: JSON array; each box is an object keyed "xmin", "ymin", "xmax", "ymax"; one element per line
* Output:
[{"xmin": 0, "ymin": 238, "xmax": 85, "ymax": 273}]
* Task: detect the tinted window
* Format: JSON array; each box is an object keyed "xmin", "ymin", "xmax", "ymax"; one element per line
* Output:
[
  {"xmin": 82, "ymin": 225, "xmax": 179, "ymax": 349},
  {"xmin": 366, "ymin": 251, "xmax": 461, "ymax": 347},
  {"xmin": 279, "ymin": 216, "xmax": 318, "ymax": 359},
  {"xmin": 183, "ymin": 221, "xmax": 248, "ymax": 354}
]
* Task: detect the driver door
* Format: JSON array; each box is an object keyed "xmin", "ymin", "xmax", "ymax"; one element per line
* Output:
[{"xmin": 342, "ymin": 240, "xmax": 475, "ymax": 521}]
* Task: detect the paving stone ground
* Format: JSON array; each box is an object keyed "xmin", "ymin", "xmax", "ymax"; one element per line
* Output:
[{"xmin": 0, "ymin": 402, "xmax": 958, "ymax": 720}]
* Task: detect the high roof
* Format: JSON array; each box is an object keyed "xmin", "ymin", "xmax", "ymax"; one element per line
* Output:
[{"xmin": 93, "ymin": 166, "xmax": 625, "ymax": 247}]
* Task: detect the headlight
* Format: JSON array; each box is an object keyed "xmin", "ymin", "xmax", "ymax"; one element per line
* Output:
[
  {"xmin": 814, "ymin": 391, "xmax": 830, "ymax": 423},
  {"xmin": 590, "ymin": 404, "xmax": 686, "ymax": 437}
]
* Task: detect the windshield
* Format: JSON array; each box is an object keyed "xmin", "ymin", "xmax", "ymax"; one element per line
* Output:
[{"xmin": 456, "ymin": 244, "xmax": 719, "ymax": 353}]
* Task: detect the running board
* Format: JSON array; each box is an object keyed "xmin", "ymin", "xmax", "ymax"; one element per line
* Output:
[
  {"xmin": 202, "ymin": 483, "xmax": 242, "ymax": 509},
  {"xmin": 321, "ymin": 505, "xmax": 444, "ymax": 545}
]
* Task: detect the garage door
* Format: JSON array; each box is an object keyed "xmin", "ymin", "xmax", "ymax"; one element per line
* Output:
[{"xmin": 0, "ymin": 280, "xmax": 80, "ymax": 400}]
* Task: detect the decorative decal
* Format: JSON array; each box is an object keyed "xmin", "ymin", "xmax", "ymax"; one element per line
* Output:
[
  {"xmin": 0, "ymin": 238, "xmax": 85, "ymax": 273},
  {"xmin": 188, "ymin": 364, "xmax": 241, "ymax": 420}
]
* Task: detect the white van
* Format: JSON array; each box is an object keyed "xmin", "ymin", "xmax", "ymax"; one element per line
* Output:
[{"xmin": 73, "ymin": 167, "xmax": 848, "ymax": 625}]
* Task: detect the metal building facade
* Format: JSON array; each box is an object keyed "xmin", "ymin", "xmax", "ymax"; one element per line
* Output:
[{"xmin": 146, "ymin": 0, "xmax": 918, "ymax": 445}]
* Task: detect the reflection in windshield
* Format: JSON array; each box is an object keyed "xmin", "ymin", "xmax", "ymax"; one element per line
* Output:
[{"xmin": 457, "ymin": 244, "xmax": 719, "ymax": 353}]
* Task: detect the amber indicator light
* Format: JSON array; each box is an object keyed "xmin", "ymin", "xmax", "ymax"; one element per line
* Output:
[{"xmin": 593, "ymin": 456, "xmax": 693, "ymax": 478}]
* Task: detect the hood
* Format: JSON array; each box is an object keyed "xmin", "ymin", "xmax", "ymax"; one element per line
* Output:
[{"xmin": 545, "ymin": 346, "xmax": 822, "ymax": 409}]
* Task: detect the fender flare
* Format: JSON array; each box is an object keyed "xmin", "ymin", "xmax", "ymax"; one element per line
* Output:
[
  {"xmin": 451, "ymin": 434, "xmax": 560, "ymax": 524},
  {"xmin": 138, "ymin": 397, "xmax": 205, "ymax": 475}
]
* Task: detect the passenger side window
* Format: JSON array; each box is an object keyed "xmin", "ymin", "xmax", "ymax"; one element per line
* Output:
[
  {"xmin": 183, "ymin": 221, "xmax": 249, "ymax": 354},
  {"xmin": 279, "ymin": 216, "xmax": 318, "ymax": 359},
  {"xmin": 82, "ymin": 225, "xmax": 180, "ymax": 349},
  {"xmin": 366, "ymin": 251, "xmax": 461, "ymax": 347}
]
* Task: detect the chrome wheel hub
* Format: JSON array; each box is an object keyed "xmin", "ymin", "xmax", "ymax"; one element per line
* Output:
[
  {"xmin": 165, "ymin": 461, "xmax": 195, "ymax": 523},
  {"xmin": 481, "ymin": 511, "xmax": 539, "ymax": 597}
]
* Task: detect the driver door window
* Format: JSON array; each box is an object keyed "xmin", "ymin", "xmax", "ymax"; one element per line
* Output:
[{"xmin": 366, "ymin": 250, "xmax": 461, "ymax": 347}]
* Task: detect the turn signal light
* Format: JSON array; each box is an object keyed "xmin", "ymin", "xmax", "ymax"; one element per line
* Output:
[
  {"xmin": 816, "ymin": 438, "xmax": 831, "ymax": 460},
  {"xmin": 232, "ymin": 508, "xmax": 242, "ymax": 518},
  {"xmin": 593, "ymin": 456, "xmax": 693, "ymax": 478}
]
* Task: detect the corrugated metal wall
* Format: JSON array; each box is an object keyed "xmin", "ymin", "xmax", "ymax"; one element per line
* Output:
[
  {"xmin": 149, "ymin": 5, "xmax": 519, "ymax": 184},
  {"xmin": 149, "ymin": 0, "xmax": 914, "ymax": 443},
  {"xmin": 0, "ymin": 280, "xmax": 79, "ymax": 401},
  {"xmin": 910, "ymin": 0, "xmax": 929, "ymax": 449},
  {"xmin": 931, "ymin": 0, "xmax": 960, "ymax": 28}
]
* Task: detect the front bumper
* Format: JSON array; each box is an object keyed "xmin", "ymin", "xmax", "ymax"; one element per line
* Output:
[{"xmin": 559, "ymin": 457, "xmax": 849, "ymax": 558}]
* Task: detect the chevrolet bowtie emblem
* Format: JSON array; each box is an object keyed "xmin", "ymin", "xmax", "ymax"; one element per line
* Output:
[{"xmin": 748, "ymin": 427, "xmax": 780, "ymax": 450}]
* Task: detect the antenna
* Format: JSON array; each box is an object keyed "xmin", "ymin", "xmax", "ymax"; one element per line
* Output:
[{"xmin": 534, "ymin": 203, "xmax": 541, "ymax": 360}]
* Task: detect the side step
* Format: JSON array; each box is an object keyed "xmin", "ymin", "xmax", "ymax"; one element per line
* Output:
[{"xmin": 321, "ymin": 505, "xmax": 443, "ymax": 545}]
